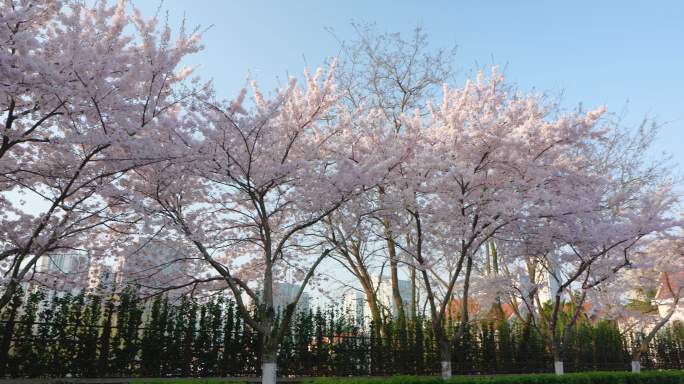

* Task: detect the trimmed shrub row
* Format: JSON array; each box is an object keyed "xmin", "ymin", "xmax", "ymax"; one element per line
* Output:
[{"xmin": 4, "ymin": 286, "xmax": 684, "ymax": 378}]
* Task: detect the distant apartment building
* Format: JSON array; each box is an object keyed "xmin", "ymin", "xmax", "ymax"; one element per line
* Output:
[
  {"xmin": 29, "ymin": 251, "xmax": 90, "ymax": 294},
  {"xmin": 20, "ymin": 240, "xmax": 191, "ymax": 297},
  {"xmin": 35, "ymin": 251, "xmax": 89, "ymax": 277},
  {"xmin": 241, "ymin": 281, "xmax": 311, "ymax": 313},
  {"xmin": 271, "ymin": 281, "xmax": 310, "ymax": 312},
  {"xmin": 343, "ymin": 291, "xmax": 367, "ymax": 325},
  {"xmin": 115, "ymin": 240, "xmax": 189, "ymax": 295},
  {"xmin": 342, "ymin": 276, "xmax": 414, "ymax": 328},
  {"xmin": 86, "ymin": 263, "xmax": 116, "ymax": 294}
]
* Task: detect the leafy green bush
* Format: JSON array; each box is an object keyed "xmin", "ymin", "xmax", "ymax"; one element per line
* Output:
[{"xmin": 311, "ymin": 371, "xmax": 684, "ymax": 384}]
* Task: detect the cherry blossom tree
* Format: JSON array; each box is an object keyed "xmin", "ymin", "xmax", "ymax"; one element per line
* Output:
[
  {"xmin": 323, "ymin": 188, "xmax": 391, "ymax": 330},
  {"xmin": 593, "ymin": 227, "xmax": 684, "ymax": 373},
  {"xmin": 122, "ymin": 66, "xmax": 398, "ymax": 384},
  {"xmin": 320, "ymin": 116, "xmax": 416, "ymax": 330},
  {"xmin": 0, "ymin": 0, "xmax": 202, "ymax": 307},
  {"xmin": 332, "ymin": 24, "xmax": 457, "ymax": 324},
  {"xmin": 376, "ymin": 68, "xmax": 619, "ymax": 378},
  {"xmin": 507, "ymin": 123, "xmax": 678, "ymax": 375}
]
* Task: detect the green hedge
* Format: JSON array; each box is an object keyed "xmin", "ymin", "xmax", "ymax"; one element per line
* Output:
[
  {"xmin": 5, "ymin": 286, "xmax": 684, "ymax": 377},
  {"xmin": 311, "ymin": 371, "xmax": 684, "ymax": 384}
]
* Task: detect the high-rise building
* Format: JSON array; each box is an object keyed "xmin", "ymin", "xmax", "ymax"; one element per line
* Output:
[
  {"xmin": 241, "ymin": 281, "xmax": 311, "ymax": 313},
  {"xmin": 115, "ymin": 240, "xmax": 189, "ymax": 294},
  {"xmin": 342, "ymin": 276, "xmax": 414, "ymax": 328},
  {"xmin": 270, "ymin": 282, "xmax": 311, "ymax": 313},
  {"xmin": 35, "ymin": 252, "xmax": 89, "ymax": 276},
  {"xmin": 342, "ymin": 291, "xmax": 367, "ymax": 325},
  {"xmin": 86, "ymin": 263, "xmax": 116, "ymax": 293},
  {"xmin": 30, "ymin": 251, "xmax": 90, "ymax": 293}
]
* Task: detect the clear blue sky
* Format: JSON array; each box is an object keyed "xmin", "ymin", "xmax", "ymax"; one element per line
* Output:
[{"xmin": 137, "ymin": 1, "xmax": 683, "ymax": 171}]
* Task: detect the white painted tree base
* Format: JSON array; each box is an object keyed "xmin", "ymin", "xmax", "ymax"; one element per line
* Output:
[
  {"xmin": 441, "ymin": 361, "xmax": 452, "ymax": 379},
  {"xmin": 632, "ymin": 361, "xmax": 641, "ymax": 373},
  {"xmin": 554, "ymin": 361, "xmax": 564, "ymax": 375},
  {"xmin": 262, "ymin": 362, "xmax": 277, "ymax": 384}
]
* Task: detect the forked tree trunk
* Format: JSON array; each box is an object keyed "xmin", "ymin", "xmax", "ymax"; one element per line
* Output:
[
  {"xmin": 551, "ymin": 337, "xmax": 564, "ymax": 375},
  {"xmin": 438, "ymin": 338, "xmax": 452, "ymax": 379},
  {"xmin": 261, "ymin": 352, "xmax": 277, "ymax": 384},
  {"xmin": 379, "ymin": 188, "xmax": 406, "ymax": 325},
  {"xmin": 260, "ymin": 314, "xmax": 278, "ymax": 384},
  {"xmin": 387, "ymin": 236, "xmax": 406, "ymax": 325},
  {"xmin": 631, "ymin": 275, "xmax": 681, "ymax": 373},
  {"xmin": 631, "ymin": 342, "xmax": 649, "ymax": 373},
  {"xmin": 410, "ymin": 265, "xmax": 418, "ymax": 320},
  {"xmin": 362, "ymin": 285, "xmax": 383, "ymax": 331},
  {"xmin": 554, "ymin": 360, "xmax": 564, "ymax": 375},
  {"xmin": 0, "ymin": 295, "xmax": 20, "ymax": 377}
]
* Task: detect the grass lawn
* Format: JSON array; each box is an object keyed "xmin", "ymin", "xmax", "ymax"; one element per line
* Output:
[
  {"xmin": 129, "ymin": 371, "xmax": 684, "ymax": 384},
  {"xmin": 311, "ymin": 371, "xmax": 684, "ymax": 384}
]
